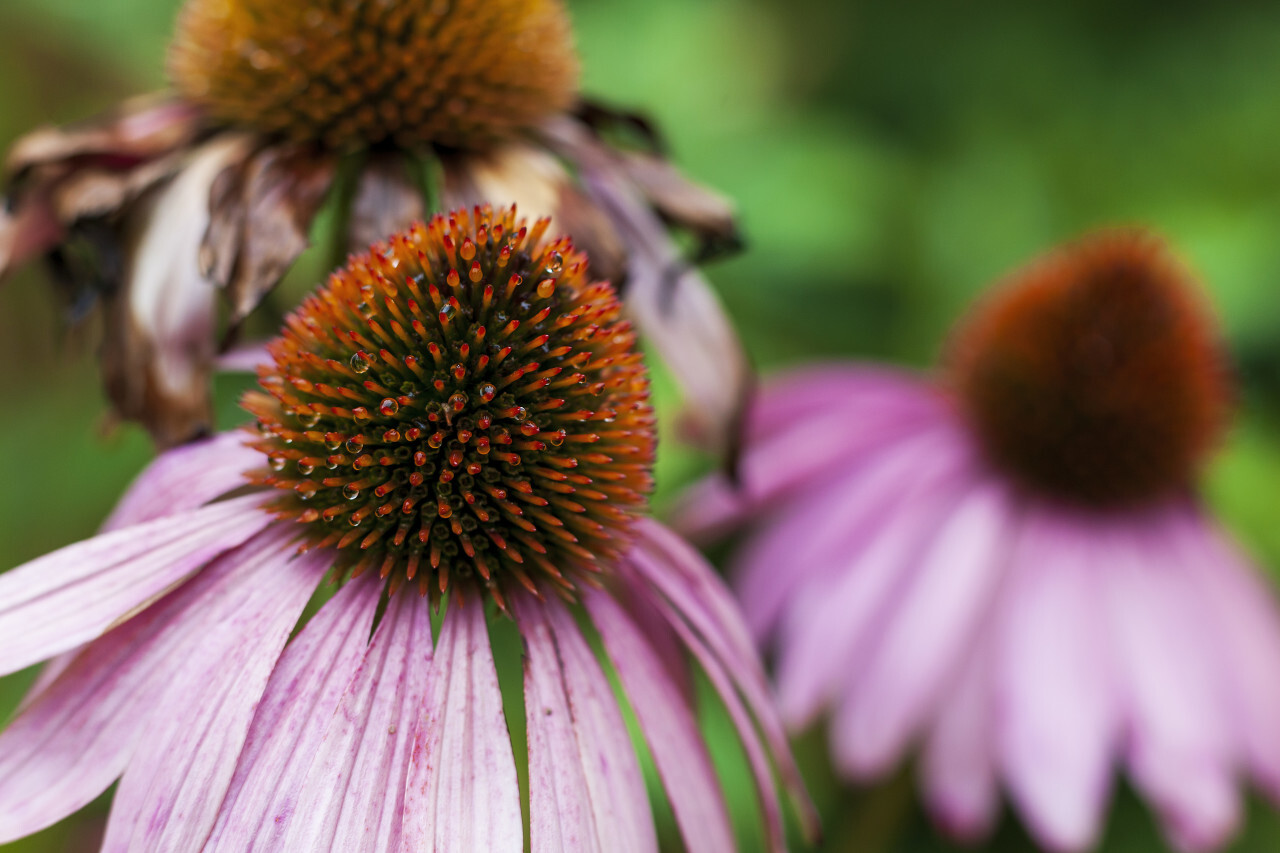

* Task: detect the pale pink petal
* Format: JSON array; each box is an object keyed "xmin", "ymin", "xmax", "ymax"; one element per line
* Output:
[
  {"xmin": 747, "ymin": 365, "xmax": 941, "ymax": 445},
  {"xmin": 101, "ymin": 432, "xmax": 259, "ymax": 531},
  {"xmin": 995, "ymin": 510, "xmax": 1117, "ymax": 852},
  {"xmin": 586, "ymin": 587, "xmax": 735, "ymax": 853},
  {"xmin": 1102, "ymin": 514, "xmax": 1240, "ymax": 851},
  {"xmin": 920, "ymin": 632, "xmax": 999, "ymax": 842},
  {"xmin": 214, "ymin": 341, "xmax": 273, "ymax": 373},
  {"xmin": 402, "ymin": 599, "xmax": 522, "ymax": 852},
  {"xmin": 1178, "ymin": 516, "xmax": 1280, "ymax": 800},
  {"xmin": 736, "ymin": 422, "xmax": 963, "ymax": 645},
  {"xmin": 769, "ymin": 441, "xmax": 972, "ymax": 726},
  {"xmin": 519, "ymin": 594, "xmax": 657, "ymax": 853},
  {"xmin": 627, "ymin": 521, "xmax": 820, "ymax": 845},
  {"xmin": 277, "ymin": 589, "xmax": 433, "ymax": 852},
  {"xmin": 100, "ymin": 526, "xmax": 329, "ymax": 852},
  {"xmin": 0, "ymin": 529, "xmax": 283, "ymax": 842},
  {"xmin": 0, "ymin": 493, "xmax": 269, "ymax": 676},
  {"xmin": 205, "ymin": 573, "xmax": 384, "ymax": 850},
  {"xmin": 830, "ymin": 481, "xmax": 1008, "ymax": 777}
]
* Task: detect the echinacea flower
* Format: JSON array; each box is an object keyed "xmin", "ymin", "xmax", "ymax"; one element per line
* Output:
[
  {"xmin": 676, "ymin": 230, "xmax": 1280, "ymax": 852},
  {"xmin": 0, "ymin": 207, "xmax": 812, "ymax": 851},
  {"xmin": 0, "ymin": 0, "xmax": 747, "ymax": 450}
]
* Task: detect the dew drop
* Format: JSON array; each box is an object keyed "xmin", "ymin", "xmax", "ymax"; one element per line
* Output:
[
  {"xmin": 544, "ymin": 252, "xmax": 564, "ymax": 277},
  {"xmin": 350, "ymin": 353, "xmax": 370, "ymax": 374},
  {"xmin": 343, "ymin": 483, "xmax": 361, "ymax": 501},
  {"xmin": 296, "ymin": 482, "xmax": 318, "ymax": 500},
  {"xmin": 380, "ymin": 398, "xmax": 400, "ymax": 416},
  {"xmin": 269, "ymin": 455, "xmax": 287, "ymax": 472},
  {"xmin": 297, "ymin": 460, "xmax": 315, "ymax": 475},
  {"xmin": 346, "ymin": 436, "xmax": 365, "ymax": 454},
  {"xmin": 353, "ymin": 407, "xmax": 372, "ymax": 424}
]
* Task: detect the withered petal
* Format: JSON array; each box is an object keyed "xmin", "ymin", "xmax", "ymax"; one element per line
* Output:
[
  {"xmin": 0, "ymin": 196, "xmax": 62, "ymax": 280},
  {"xmin": 347, "ymin": 155, "xmax": 424, "ymax": 253},
  {"xmin": 615, "ymin": 150, "xmax": 741, "ymax": 258},
  {"xmin": 47, "ymin": 151, "xmax": 188, "ymax": 223},
  {"xmin": 441, "ymin": 143, "xmax": 628, "ymax": 284},
  {"xmin": 6, "ymin": 95, "xmax": 203, "ymax": 181},
  {"xmin": 102, "ymin": 136, "xmax": 248, "ymax": 448},
  {"xmin": 203, "ymin": 142, "xmax": 335, "ymax": 329}
]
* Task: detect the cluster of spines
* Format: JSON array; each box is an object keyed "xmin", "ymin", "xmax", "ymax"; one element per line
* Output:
[
  {"xmin": 244, "ymin": 205, "xmax": 653, "ymax": 609},
  {"xmin": 169, "ymin": 0, "xmax": 579, "ymax": 150}
]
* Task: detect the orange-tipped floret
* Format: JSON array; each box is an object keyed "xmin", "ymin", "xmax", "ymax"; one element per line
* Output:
[
  {"xmin": 169, "ymin": 0, "xmax": 579, "ymax": 152},
  {"xmin": 244, "ymin": 205, "xmax": 653, "ymax": 607},
  {"xmin": 947, "ymin": 229, "xmax": 1231, "ymax": 508}
]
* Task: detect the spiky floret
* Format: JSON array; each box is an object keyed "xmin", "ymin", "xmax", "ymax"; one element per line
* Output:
[
  {"xmin": 947, "ymin": 230, "xmax": 1231, "ymax": 508},
  {"xmin": 244, "ymin": 205, "xmax": 653, "ymax": 608},
  {"xmin": 168, "ymin": 0, "xmax": 579, "ymax": 152}
]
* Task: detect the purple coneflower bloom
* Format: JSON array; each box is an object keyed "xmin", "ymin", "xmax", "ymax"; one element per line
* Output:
[
  {"xmin": 0, "ymin": 0, "xmax": 747, "ymax": 451},
  {"xmin": 0, "ymin": 206, "xmax": 812, "ymax": 851},
  {"xmin": 677, "ymin": 230, "xmax": 1280, "ymax": 852}
]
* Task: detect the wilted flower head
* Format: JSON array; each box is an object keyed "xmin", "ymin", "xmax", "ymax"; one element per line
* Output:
[
  {"xmin": 0, "ymin": 207, "xmax": 812, "ymax": 851},
  {"xmin": 678, "ymin": 229, "xmax": 1280, "ymax": 852},
  {"xmin": 1, "ymin": 0, "xmax": 747, "ymax": 451}
]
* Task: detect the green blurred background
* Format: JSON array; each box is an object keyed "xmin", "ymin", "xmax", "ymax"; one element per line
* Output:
[{"xmin": 4, "ymin": 0, "xmax": 1280, "ymax": 850}]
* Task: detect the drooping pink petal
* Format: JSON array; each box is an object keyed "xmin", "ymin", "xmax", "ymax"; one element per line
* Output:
[
  {"xmin": 402, "ymin": 599, "xmax": 522, "ymax": 852},
  {"xmin": 519, "ymin": 593, "xmax": 658, "ymax": 853},
  {"xmin": 994, "ymin": 510, "xmax": 1117, "ymax": 852},
  {"xmin": 0, "ymin": 197, "xmax": 62, "ymax": 279},
  {"xmin": 585, "ymin": 587, "xmax": 735, "ymax": 853},
  {"xmin": 101, "ymin": 432, "xmax": 259, "ymax": 531},
  {"xmin": 830, "ymin": 481, "xmax": 1008, "ymax": 777},
  {"xmin": 276, "ymin": 588, "xmax": 433, "ymax": 852},
  {"xmin": 1178, "ymin": 515, "xmax": 1280, "ymax": 801},
  {"xmin": 99, "ymin": 526, "xmax": 329, "ymax": 853},
  {"xmin": 1101, "ymin": 513, "xmax": 1240, "ymax": 852},
  {"xmin": 919, "ymin": 630, "xmax": 999, "ymax": 843},
  {"xmin": 205, "ymin": 573, "xmax": 384, "ymax": 850},
  {"xmin": 768, "ymin": 442, "xmax": 971, "ymax": 727},
  {"xmin": 0, "ymin": 493, "xmax": 269, "ymax": 676},
  {"xmin": 0, "ymin": 527, "xmax": 287, "ymax": 842},
  {"xmin": 626, "ymin": 521, "xmax": 820, "ymax": 846}
]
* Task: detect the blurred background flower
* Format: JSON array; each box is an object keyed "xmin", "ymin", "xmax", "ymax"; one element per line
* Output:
[{"xmin": 4, "ymin": 0, "xmax": 1280, "ymax": 851}]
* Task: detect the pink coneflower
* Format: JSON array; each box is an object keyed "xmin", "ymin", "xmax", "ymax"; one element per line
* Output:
[
  {"xmin": 677, "ymin": 230, "xmax": 1280, "ymax": 852},
  {"xmin": 0, "ymin": 0, "xmax": 747, "ymax": 451},
  {"xmin": 0, "ymin": 206, "xmax": 813, "ymax": 851}
]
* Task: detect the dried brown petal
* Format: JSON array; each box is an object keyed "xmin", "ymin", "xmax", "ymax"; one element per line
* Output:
[
  {"xmin": 347, "ymin": 155, "xmax": 424, "ymax": 254},
  {"xmin": 200, "ymin": 142, "xmax": 335, "ymax": 328}
]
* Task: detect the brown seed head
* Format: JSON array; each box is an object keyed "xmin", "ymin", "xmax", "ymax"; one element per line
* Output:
[
  {"xmin": 244, "ymin": 205, "xmax": 654, "ymax": 607},
  {"xmin": 169, "ymin": 0, "xmax": 579, "ymax": 152},
  {"xmin": 947, "ymin": 230, "xmax": 1231, "ymax": 508}
]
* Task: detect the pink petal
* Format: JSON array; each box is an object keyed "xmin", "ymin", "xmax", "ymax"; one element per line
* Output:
[
  {"xmin": 101, "ymin": 432, "xmax": 259, "ymax": 531},
  {"xmin": 276, "ymin": 589, "xmax": 434, "ymax": 853},
  {"xmin": 0, "ymin": 530, "xmax": 285, "ymax": 842},
  {"xmin": 0, "ymin": 196, "xmax": 62, "ymax": 279},
  {"xmin": 586, "ymin": 587, "xmax": 735, "ymax": 853},
  {"xmin": 737, "ymin": 422, "xmax": 963, "ymax": 647},
  {"xmin": 994, "ymin": 510, "xmax": 1117, "ymax": 852},
  {"xmin": 204, "ymin": 573, "xmax": 384, "ymax": 850},
  {"xmin": 830, "ymin": 482, "xmax": 1008, "ymax": 777},
  {"xmin": 1101, "ymin": 513, "xmax": 1240, "ymax": 851},
  {"xmin": 402, "ymin": 599, "xmax": 522, "ymax": 852},
  {"xmin": 1178, "ymin": 517, "xmax": 1280, "ymax": 801},
  {"xmin": 0, "ymin": 493, "xmax": 269, "ymax": 676},
  {"xmin": 99, "ymin": 526, "xmax": 329, "ymax": 852},
  {"xmin": 746, "ymin": 366, "xmax": 939, "ymax": 443},
  {"xmin": 919, "ymin": 632, "xmax": 999, "ymax": 842},
  {"xmin": 769, "ymin": 438, "xmax": 971, "ymax": 727},
  {"xmin": 519, "ymin": 593, "xmax": 657, "ymax": 853},
  {"xmin": 627, "ymin": 521, "xmax": 820, "ymax": 846}
]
